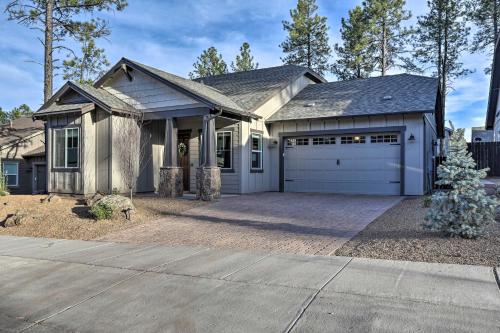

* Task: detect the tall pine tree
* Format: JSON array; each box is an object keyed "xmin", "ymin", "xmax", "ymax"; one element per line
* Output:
[
  {"xmin": 62, "ymin": 21, "xmax": 110, "ymax": 84},
  {"xmin": 189, "ymin": 47, "xmax": 228, "ymax": 79},
  {"xmin": 332, "ymin": 6, "xmax": 375, "ymax": 80},
  {"xmin": 363, "ymin": 0, "xmax": 413, "ymax": 76},
  {"xmin": 231, "ymin": 43, "xmax": 259, "ymax": 72},
  {"xmin": 465, "ymin": 0, "xmax": 500, "ymax": 73},
  {"xmin": 5, "ymin": 1, "xmax": 127, "ymax": 102},
  {"xmin": 280, "ymin": 0, "xmax": 331, "ymax": 75},
  {"xmin": 413, "ymin": 0, "xmax": 470, "ymax": 110}
]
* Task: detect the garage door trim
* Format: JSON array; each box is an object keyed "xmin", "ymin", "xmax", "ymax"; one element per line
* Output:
[{"xmin": 279, "ymin": 126, "xmax": 406, "ymax": 195}]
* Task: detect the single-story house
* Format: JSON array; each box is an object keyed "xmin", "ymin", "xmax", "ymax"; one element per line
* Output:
[
  {"xmin": 486, "ymin": 35, "xmax": 500, "ymax": 141},
  {"xmin": 0, "ymin": 117, "xmax": 46, "ymax": 194},
  {"xmin": 35, "ymin": 58, "xmax": 443, "ymax": 198}
]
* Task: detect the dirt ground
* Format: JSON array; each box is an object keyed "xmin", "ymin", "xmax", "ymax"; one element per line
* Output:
[
  {"xmin": 0, "ymin": 194, "xmax": 206, "ymax": 240},
  {"xmin": 336, "ymin": 198, "xmax": 500, "ymax": 267}
]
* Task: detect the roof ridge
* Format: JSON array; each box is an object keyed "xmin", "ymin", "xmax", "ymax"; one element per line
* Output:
[{"xmin": 193, "ymin": 64, "xmax": 309, "ymax": 81}]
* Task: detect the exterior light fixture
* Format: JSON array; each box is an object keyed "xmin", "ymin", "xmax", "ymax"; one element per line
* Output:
[
  {"xmin": 408, "ymin": 133, "xmax": 416, "ymax": 142},
  {"xmin": 354, "ymin": 136, "xmax": 361, "ymax": 141}
]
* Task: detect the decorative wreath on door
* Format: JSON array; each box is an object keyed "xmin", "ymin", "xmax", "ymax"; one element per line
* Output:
[{"xmin": 178, "ymin": 142, "xmax": 187, "ymax": 157}]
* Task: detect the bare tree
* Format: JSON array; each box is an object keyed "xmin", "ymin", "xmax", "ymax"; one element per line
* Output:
[{"xmin": 114, "ymin": 111, "xmax": 149, "ymax": 201}]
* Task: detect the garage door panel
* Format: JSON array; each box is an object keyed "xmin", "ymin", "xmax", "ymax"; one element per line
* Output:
[{"xmin": 284, "ymin": 133, "xmax": 401, "ymax": 195}]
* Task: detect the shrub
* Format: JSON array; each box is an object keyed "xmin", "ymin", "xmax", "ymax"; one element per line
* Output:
[
  {"xmin": 425, "ymin": 124, "xmax": 497, "ymax": 238},
  {"xmin": 90, "ymin": 202, "xmax": 115, "ymax": 220},
  {"xmin": 422, "ymin": 196, "xmax": 432, "ymax": 208},
  {"xmin": 0, "ymin": 168, "xmax": 8, "ymax": 196}
]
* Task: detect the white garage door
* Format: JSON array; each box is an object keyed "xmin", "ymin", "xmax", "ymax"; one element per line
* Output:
[{"xmin": 284, "ymin": 133, "xmax": 401, "ymax": 195}]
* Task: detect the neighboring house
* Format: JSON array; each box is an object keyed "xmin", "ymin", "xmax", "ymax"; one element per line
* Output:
[
  {"xmin": 471, "ymin": 127, "xmax": 494, "ymax": 142},
  {"xmin": 0, "ymin": 117, "xmax": 46, "ymax": 194},
  {"xmin": 35, "ymin": 58, "xmax": 443, "ymax": 197}
]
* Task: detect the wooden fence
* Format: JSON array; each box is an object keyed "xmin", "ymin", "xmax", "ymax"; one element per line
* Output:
[{"xmin": 467, "ymin": 142, "xmax": 500, "ymax": 177}]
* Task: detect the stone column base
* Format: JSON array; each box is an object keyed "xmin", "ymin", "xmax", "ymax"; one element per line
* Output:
[
  {"xmin": 196, "ymin": 167, "xmax": 221, "ymax": 201},
  {"xmin": 159, "ymin": 167, "xmax": 183, "ymax": 198}
]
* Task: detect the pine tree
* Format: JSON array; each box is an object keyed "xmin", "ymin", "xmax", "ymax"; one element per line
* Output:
[
  {"xmin": 10, "ymin": 104, "xmax": 33, "ymax": 119},
  {"xmin": 189, "ymin": 47, "xmax": 228, "ymax": 79},
  {"xmin": 426, "ymin": 124, "xmax": 497, "ymax": 238},
  {"xmin": 280, "ymin": 0, "xmax": 331, "ymax": 75},
  {"xmin": 413, "ymin": 0, "xmax": 471, "ymax": 99},
  {"xmin": 62, "ymin": 21, "xmax": 110, "ymax": 84},
  {"xmin": 231, "ymin": 42, "xmax": 259, "ymax": 72},
  {"xmin": 363, "ymin": 0, "xmax": 414, "ymax": 76},
  {"xmin": 332, "ymin": 6, "xmax": 375, "ymax": 80},
  {"xmin": 5, "ymin": 0, "xmax": 127, "ymax": 102},
  {"xmin": 465, "ymin": 0, "xmax": 500, "ymax": 73},
  {"xmin": 0, "ymin": 107, "xmax": 8, "ymax": 124}
]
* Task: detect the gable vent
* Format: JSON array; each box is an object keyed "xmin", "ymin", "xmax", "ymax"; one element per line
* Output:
[
  {"xmin": 382, "ymin": 95, "xmax": 393, "ymax": 100},
  {"xmin": 304, "ymin": 102, "xmax": 316, "ymax": 107}
]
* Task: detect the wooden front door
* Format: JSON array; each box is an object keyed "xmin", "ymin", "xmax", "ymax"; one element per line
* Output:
[{"xmin": 177, "ymin": 131, "xmax": 191, "ymax": 191}]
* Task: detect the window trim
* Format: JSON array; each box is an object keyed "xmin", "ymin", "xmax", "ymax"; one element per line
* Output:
[
  {"xmin": 250, "ymin": 132, "xmax": 263, "ymax": 173},
  {"xmin": 216, "ymin": 130, "xmax": 233, "ymax": 172},
  {"xmin": 2, "ymin": 161, "xmax": 19, "ymax": 187},
  {"xmin": 53, "ymin": 127, "xmax": 80, "ymax": 170}
]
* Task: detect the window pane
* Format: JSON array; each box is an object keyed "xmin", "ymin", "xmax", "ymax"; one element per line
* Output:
[
  {"xmin": 251, "ymin": 152, "xmax": 261, "ymax": 169},
  {"xmin": 67, "ymin": 128, "xmax": 78, "ymax": 148},
  {"xmin": 54, "ymin": 129, "xmax": 65, "ymax": 167},
  {"xmin": 67, "ymin": 148, "xmax": 78, "ymax": 167},
  {"xmin": 3, "ymin": 163, "xmax": 17, "ymax": 175},
  {"xmin": 5, "ymin": 175, "xmax": 16, "ymax": 186},
  {"xmin": 216, "ymin": 132, "xmax": 232, "ymax": 169},
  {"xmin": 252, "ymin": 134, "xmax": 261, "ymax": 151}
]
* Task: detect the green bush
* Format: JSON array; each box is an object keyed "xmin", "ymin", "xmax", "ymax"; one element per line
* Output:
[
  {"xmin": 422, "ymin": 196, "xmax": 432, "ymax": 208},
  {"xmin": 90, "ymin": 202, "xmax": 115, "ymax": 220}
]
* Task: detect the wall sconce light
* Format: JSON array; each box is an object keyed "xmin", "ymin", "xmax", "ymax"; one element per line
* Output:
[{"xmin": 408, "ymin": 133, "xmax": 416, "ymax": 142}]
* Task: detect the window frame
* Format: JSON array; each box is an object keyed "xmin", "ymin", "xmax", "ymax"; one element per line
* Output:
[
  {"xmin": 2, "ymin": 161, "xmax": 19, "ymax": 187},
  {"xmin": 53, "ymin": 127, "xmax": 80, "ymax": 170},
  {"xmin": 216, "ymin": 131, "xmax": 233, "ymax": 172},
  {"xmin": 250, "ymin": 132, "xmax": 263, "ymax": 172}
]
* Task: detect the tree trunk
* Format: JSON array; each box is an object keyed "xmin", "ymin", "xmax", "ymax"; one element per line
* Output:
[
  {"xmin": 381, "ymin": 20, "xmax": 387, "ymax": 76},
  {"xmin": 440, "ymin": 0, "xmax": 449, "ymax": 158},
  {"xmin": 44, "ymin": 0, "xmax": 54, "ymax": 102}
]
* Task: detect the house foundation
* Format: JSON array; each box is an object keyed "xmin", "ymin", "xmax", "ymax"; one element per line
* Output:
[
  {"xmin": 159, "ymin": 167, "xmax": 183, "ymax": 198},
  {"xmin": 196, "ymin": 167, "xmax": 221, "ymax": 201}
]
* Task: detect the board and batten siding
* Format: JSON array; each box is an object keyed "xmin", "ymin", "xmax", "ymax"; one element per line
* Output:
[
  {"xmin": 103, "ymin": 70, "xmax": 201, "ymax": 111},
  {"xmin": 47, "ymin": 113, "xmax": 85, "ymax": 194},
  {"xmin": 269, "ymin": 113, "xmax": 427, "ymax": 196}
]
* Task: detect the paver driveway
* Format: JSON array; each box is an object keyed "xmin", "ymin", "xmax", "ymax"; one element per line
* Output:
[
  {"xmin": 1, "ymin": 236, "xmax": 499, "ymax": 333},
  {"xmin": 101, "ymin": 193, "xmax": 402, "ymax": 255}
]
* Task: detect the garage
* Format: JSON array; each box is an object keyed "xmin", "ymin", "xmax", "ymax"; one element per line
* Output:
[{"xmin": 283, "ymin": 132, "xmax": 402, "ymax": 195}]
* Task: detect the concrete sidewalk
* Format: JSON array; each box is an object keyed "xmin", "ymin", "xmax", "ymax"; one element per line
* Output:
[{"xmin": 0, "ymin": 236, "xmax": 499, "ymax": 333}]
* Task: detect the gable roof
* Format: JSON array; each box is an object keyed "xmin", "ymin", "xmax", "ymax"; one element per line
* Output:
[
  {"xmin": 95, "ymin": 58, "xmax": 258, "ymax": 119},
  {"xmin": 35, "ymin": 81, "xmax": 136, "ymax": 117},
  {"xmin": 194, "ymin": 65, "xmax": 326, "ymax": 112},
  {"xmin": 486, "ymin": 35, "xmax": 500, "ymax": 130},
  {"xmin": 267, "ymin": 74, "xmax": 440, "ymax": 123},
  {"xmin": 0, "ymin": 116, "xmax": 44, "ymax": 148}
]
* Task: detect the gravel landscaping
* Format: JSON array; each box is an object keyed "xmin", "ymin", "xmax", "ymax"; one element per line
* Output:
[
  {"xmin": 0, "ymin": 195, "xmax": 206, "ymax": 240},
  {"xmin": 335, "ymin": 198, "xmax": 500, "ymax": 267}
]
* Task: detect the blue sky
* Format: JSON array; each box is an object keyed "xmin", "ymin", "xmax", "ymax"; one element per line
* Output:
[{"xmin": 0, "ymin": 0, "xmax": 491, "ymax": 138}]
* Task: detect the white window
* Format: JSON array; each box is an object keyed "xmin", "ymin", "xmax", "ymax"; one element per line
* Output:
[
  {"xmin": 54, "ymin": 127, "xmax": 80, "ymax": 168},
  {"xmin": 216, "ymin": 131, "xmax": 232, "ymax": 169},
  {"xmin": 371, "ymin": 134, "xmax": 398, "ymax": 143},
  {"xmin": 341, "ymin": 136, "xmax": 366, "ymax": 144},
  {"xmin": 251, "ymin": 133, "xmax": 263, "ymax": 171},
  {"xmin": 2, "ymin": 162, "xmax": 19, "ymax": 187}
]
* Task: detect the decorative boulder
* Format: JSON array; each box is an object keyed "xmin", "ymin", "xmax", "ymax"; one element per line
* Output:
[
  {"xmin": 91, "ymin": 195, "xmax": 134, "ymax": 220},
  {"xmin": 41, "ymin": 193, "xmax": 61, "ymax": 204},
  {"xmin": 4, "ymin": 210, "xmax": 28, "ymax": 227},
  {"xmin": 85, "ymin": 193, "xmax": 103, "ymax": 207}
]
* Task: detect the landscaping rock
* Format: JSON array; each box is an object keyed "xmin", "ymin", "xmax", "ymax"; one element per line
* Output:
[
  {"xmin": 85, "ymin": 193, "xmax": 103, "ymax": 207},
  {"xmin": 496, "ymin": 206, "xmax": 500, "ymax": 223},
  {"xmin": 41, "ymin": 193, "xmax": 61, "ymax": 204},
  {"xmin": 91, "ymin": 195, "xmax": 134, "ymax": 219},
  {"xmin": 4, "ymin": 210, "xmax": 28, "ymax": 227}
]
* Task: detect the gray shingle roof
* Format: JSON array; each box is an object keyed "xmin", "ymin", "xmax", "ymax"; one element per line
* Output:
[
  {"xmin": 267, "ymin": 74, "xmax": 439, "ymax": 122},
  {"xmin": 36, "ymin": 102, "xmax": 94, "ymax": 116},
  {"xmin": 22, "ymin": 145, "xmax": 45, "ymax": 157},
  {"xmin": 69, "ymin": 82, "xmax": 136, "ymax": 113},
  {"xmin": 124, "ymin": 59, "xmax": 256, "ymax": 118},
  {"xmin": 194, "ymin": 65, "xmax": 325, "ymax": 112},
  {"xmin": 0, "ymin": 117, "xmax": 44, "ymax": 147}
]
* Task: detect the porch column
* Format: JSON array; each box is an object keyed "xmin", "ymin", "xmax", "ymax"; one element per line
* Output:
[
  {"xmin": 159, "ymin": 118, "xmax": 183, "ymax": 198},
  {"xmin": 196, "ymin": 114, "xmax": 221, "ymax": 201}
]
